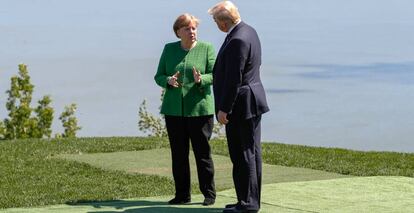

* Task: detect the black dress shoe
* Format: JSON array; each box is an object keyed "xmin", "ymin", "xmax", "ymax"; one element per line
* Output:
[
  {"xmin": 202, "ymin": 197, "xmax": 215, "ymax": 206},
  {"xmin": 168, "ymin": 197, "xmax": 191, "ymax": 204},
  {"xmin": 225, "ymin": 203, "xmax": 238, "ymax": 208},
  {"xmin": 222, "ymin": 207, "xmax": 258, "ymax": 213}
]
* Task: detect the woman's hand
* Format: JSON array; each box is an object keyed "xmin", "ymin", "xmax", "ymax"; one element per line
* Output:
[
  {"xmin": 192, "ymin": 66, "xmax": 201, "ymax": 84},
  {"xmin": 168, "ymin": 71, "xmax": 181, "ymax": 87}
]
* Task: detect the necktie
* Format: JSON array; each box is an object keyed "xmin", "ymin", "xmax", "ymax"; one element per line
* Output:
[
  {"xmin": 225, "ymin": 34, "xmax": 230, "ymax": 43},
  {"xmin": 218, "ymin": 35, "xmax": 230, "ymax": 55}
]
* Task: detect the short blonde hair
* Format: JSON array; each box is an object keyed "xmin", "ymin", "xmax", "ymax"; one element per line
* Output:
[
  {"xmin": 173, "ymin": 13, "xmax": 200, "ymax": 38},
  {"xmin": 208, "ymin": 1, "xmax": 240, "ymax": 24}
]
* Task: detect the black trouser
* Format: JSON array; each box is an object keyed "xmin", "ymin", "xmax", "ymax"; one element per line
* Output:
[
  {"xmin": 226, "ymin": 115, "xmax": 262, "ymax": 211},
  {"xmin": 165, "ymin": 115, "xmax": 216, "ymax": 200}
]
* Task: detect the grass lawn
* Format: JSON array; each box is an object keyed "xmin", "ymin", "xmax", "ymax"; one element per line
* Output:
[
  {"xmin": 5, "ymin": 176, "xmax": 414, "ymax": 212},
  {"xmin": 1, "ymin": 137, "xmax": 413, "ymax": 209},
  {"xmin": 58, "ymin": 148, "xmax": 348, "ymax": 191}
]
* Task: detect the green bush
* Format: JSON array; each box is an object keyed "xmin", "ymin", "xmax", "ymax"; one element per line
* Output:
[
  {"xmin": 1, "ymin": 64, "xmax": 80, "ymax": 140},
  {"xmin": 58, "ymin": 103, "xmax": 82, "ymax": 138}
]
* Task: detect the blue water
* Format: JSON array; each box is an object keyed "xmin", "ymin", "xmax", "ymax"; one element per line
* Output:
[{"xmin": 1, "ymin": 0, "xmax": 413, "ymax": 152}]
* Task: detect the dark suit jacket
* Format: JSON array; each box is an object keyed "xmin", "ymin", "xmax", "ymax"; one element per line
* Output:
[{"xmin": 213, "ymin": 21, "xmax": 269, "ymax": 120}]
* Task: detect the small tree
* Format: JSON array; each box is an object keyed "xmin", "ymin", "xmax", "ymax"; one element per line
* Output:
[
  {"xmin": 34, "ymin": 96, "xmax": 54, "ymax": 138},
  {"xmin": 4, "ymin": 64, "xmax": 34, "ymax": 139},
  {"xmin": 58, "ymin": 104, "xmax": 81, "ymax": 138},
  {"xmin": 0, "ymin": 121, "xmax": 5, "ymax": 140},
  {"xmin": 1, "ymin": 64, "xmax": 80, "ymax": 140},
  {"xmin": 138, "ymin": 99, "xmax": 168, "ymax": 137},
  {"xmin": 1, "ymin": 64, "xmax": 55, "ymax": 139}
]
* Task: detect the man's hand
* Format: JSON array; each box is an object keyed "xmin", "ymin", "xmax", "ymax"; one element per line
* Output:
[
  {"xmin": 168, "ymin": 71, "xmax": 181, "ymax": 87},
  {"xmin": 192, "ymin": 66, "xmax": 201, "ymax": 84},
  {"xmin": 217, "ymin": 110, "xmax": 228, "ymax": 124}
]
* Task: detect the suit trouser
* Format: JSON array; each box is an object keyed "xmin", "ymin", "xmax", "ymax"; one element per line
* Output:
[
  {"xmin": 226, "ymin": 115, "xmax": 262, "ymax": 210},
  {"xmin": 165, "ymin": 115, "xmax": 216, "ymax": 200}
]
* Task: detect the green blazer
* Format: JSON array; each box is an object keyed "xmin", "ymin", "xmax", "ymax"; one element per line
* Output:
[{"xmin": 154, "ymin": 41, "xmax": 215, "ymax": 117}]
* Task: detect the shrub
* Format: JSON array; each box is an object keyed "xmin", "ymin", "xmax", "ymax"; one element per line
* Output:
[
  {"xmin": 1, "ymin": 64, "xmax": 52, "ymax": 139},
  {"xmin": 1, "ymin": 64, "xmax": 80, "ymax": 140},
  {"xmin": 138, "ymin": 99, "xmax": 168, "ymax": 138},
  {"xmin": 58, "ymin": 104, "xmax": 81, "ymax": 138}
]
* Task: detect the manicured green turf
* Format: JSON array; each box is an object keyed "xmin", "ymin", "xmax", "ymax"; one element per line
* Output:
[
  {"xmin": 209, "ymin": 140, "xmax": 414, "ymax": 177},
  {"xmin": 257, "ymin": 176, "xmax": 414, "ymax": 212},
  {"xmin": 0, "ymin": 137, "xmax": 173, "ymax": 209},
  {"xmin": 259, "ymin": 142, "xmax": 414, "ymax": 176},
  {"xmin": 58, "ymin": 148, "xmax": 348, "ymax": 191},
  {"xmin": 4, "ymin": 176, "xmax": 414, "ymax": 212},
  {"xmin": 1, "ymin": 136, "xmax": 414, "ymax": 209}
]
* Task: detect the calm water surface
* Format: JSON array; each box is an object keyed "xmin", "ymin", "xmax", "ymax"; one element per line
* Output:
[{"xmin": 1, "ymin": 0, "xmax": 413, "ymax": 152}]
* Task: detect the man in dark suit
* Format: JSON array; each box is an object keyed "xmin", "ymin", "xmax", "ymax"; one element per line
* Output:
[{"xmin": 208, "ymin": 1, "xmax": 269, "ymax": 213}]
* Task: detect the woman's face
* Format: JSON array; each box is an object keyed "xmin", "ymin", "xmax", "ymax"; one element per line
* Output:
[{"xmin": 177, "ymin": 21, "xmax": 197, "ymax": 42}]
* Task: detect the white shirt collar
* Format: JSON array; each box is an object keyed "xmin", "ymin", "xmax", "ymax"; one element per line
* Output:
[{"xmin": 227, "ymin": 20, "xmax": 241, "ymax": 35}]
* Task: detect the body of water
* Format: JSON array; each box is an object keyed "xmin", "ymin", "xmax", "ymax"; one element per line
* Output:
[{"xmin": 1, "ymin": 0, "xmax": 413, "ymax": 152}]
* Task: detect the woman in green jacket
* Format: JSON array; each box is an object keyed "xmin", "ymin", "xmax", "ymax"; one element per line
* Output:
[{"xmin": 154, "ymin": 13, "xmax": 216, "ymax": 206}]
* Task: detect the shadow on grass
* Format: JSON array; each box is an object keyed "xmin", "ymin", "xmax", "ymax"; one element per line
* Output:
[{"xmin": 67, "ymin": 200, "xmax": 223, "ymax": 213}]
